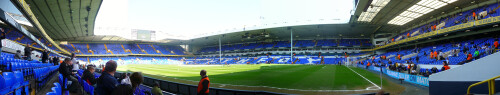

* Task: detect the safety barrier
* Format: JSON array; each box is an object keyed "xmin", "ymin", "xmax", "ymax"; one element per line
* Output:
[
  {"xmin": 467, "ymin": 75, "xmax": 500, "ymax": 95},
  {"xmin": 108, "ymin": 71, "xmax": 285, "ymax": 95}
]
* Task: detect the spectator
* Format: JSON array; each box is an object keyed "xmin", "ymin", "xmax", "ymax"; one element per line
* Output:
[
  {"xmin": 494, "ymin": 39, "xmax": 499, "ymax": 52},
  {"xmin": 433, "ymin": 51, "xmax": 438, "ymax": 59},
  {"xmin": 120, "ymin": 73, "xmax": 131, "ymax": 85},
  {"xmin": 441, "ymin": 61, "xmax": 450, "ymax": 71},
  {"xmin": 24, "ymin": 43, "xmax": 32, "ymax": 60},
  {"xmin": 52, "ymin": 56, "xmax": 60, "ymax": 65},
  {"xmin": 14, "ymin": 50, "xmax": 22, "ymax": 59},
  {"xmin": 42, "ymin": 49, "xmax": 49, "ymax": 63},
  {"xmin": 0, "ymin": 28, "xmax": 5, "ymax": 56},
  {"xmin": 58, "ymin": 58, "xmax": 82, "ymax": 94},
  {"xmin": 466, "ymin": 52, "xmax": 473, "ymax": 62},
  {"xmin": 130, "ymin": 72, "xmax": 144, "ymax": 95},
  {"xmin": 198, "ymin": 70, "xmax": 210, "ymax": 95},
  {"xmin": 111, "ymin": 72, "xmax": 143, "ymax": 95},
  {"xmin": 97, "ymin": 60, "xmax": 119, "ymax": 95},
  {"xmin": 473, "ymin": 49, "xmax": 479, "ymax": 58},
  {"xmin": 71, "ymin": 53, "xmax": 79, "ymax": 72},
  {"xmin": 151, "ymin": 81, "xmax": 163, "ymax": 95},
  {"xmin": 83, "ymin": 66, "xmax": 97, "ymax": 85},
  {"xmin": 431, "ymin": 67, "xmax": 438, "ymax": 73},
  {"xmin": 423, "ymin": 70, "xmax": 430, "ymax": 77}
]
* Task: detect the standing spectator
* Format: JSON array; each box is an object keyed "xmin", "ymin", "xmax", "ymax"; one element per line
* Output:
[
  {"xmin": 24, "ymin": 43, "xmax": 32, "ymax": 60},
  {"xmin": 14, "ymin": 50, "xmax": 23, "ymax": 59},
  {"xmin": 151, "ymin": 81, "xmax": 163, "ymax": 95},
  {"xmin": 42, "ymin": 49, "xmax": 49, "ymax": 63},
  {"xmin": 58, "ymin": 58, "xmax": 82, "ymax": 94},
  {"xmin": 198, "ymin": 70, "xmax": 210, "ymax": 95},
  {"xmin": 97, "ymin": 60, "xmax": 120, "ymax": 95},
  {"xmin": 71, "ymin": 53, "xmax": 79, "ymax": 72},
  {"xmin": 0, "ymin": 28, "xmax": 6, "ymax": 56},
  {"xmin": 433, "ymin": 51, "xmax": 438, "ymax": 59},
  {"xmin": 52, "ymin": 56, "xmax": 60, "ymax": 65},
  {"xmin": 83, "ymin": 66, "xmax": 97, "ymax": 85}
]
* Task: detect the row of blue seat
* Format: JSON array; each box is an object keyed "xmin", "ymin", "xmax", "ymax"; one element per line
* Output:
[
  {"xmin": 46, "ymin": 82, "xmax": 68, "ymax": 95},
  {"xmin": 0, "ymin": 71, "xmax": 29, "ymax": 95}
]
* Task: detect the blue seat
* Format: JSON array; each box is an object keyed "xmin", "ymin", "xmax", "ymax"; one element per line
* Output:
[
  {"xmin": 14, "ymin": 71, "xmax": 29, "ymax": 94},
  {"xmin": 3, "ymin": 72, "xmax": 16, "ymax": 90},
  {"xmin": 46, "ymin": 92, "xmax": 57, "ymax": 95},
  {"xmin": 0, "ymin": 73, "xmax": 12, "ymax": 95}
]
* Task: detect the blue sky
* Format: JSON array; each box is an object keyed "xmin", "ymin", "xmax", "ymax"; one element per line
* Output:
[{"xmin": 94, "ymin": 0, "xmax": 354, "ymax": 40}]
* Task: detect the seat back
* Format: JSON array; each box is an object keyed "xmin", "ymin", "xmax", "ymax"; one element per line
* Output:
[
  {"xmin": 2, "ymin": 72, "xmax": 15, "ymax": 86},
  {"xmin": 0, "ymin": 74, "xmax": 6, "ymax": 89},
  {"xmin": 14, "ymin": 71, "xmax": 24, "ymax": 83}
]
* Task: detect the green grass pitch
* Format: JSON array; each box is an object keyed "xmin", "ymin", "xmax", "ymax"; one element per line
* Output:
[{"xmin": 117, "ymin": 64, "xmax": 404, "ymax": 94}]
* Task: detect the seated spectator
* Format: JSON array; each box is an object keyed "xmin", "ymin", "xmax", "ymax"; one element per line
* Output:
[
  {"xmin": 474, "ymin": 49, "xmax": 479, "ymax": 58},
  {"xmin": 97, "ymin": 60, "xmax": 120, "ymax": 95},
  {"xmin": 431, "ymin": 67, "xmax": 438, "ymax": 73},
  {"xmin": 423, "ymin": 71, "xmax": 430, "ymax": 77},
  {"xmin": 441, "ymin": 61, "xmax": 450, "ymax": 71},
  {"xmin": 151, "ymin": 81, "xmax": 163, "ymax": 95},
  {"xmin": 111, "ymin": 72, "xmax": 144, "ymax": 95},
  {"xmin": 58, "ymin": 58, "xmax": 82, "ymax": 94},
  {"xmin": 83, "ymin": 66, "xmax": 97, "ymax": 85},
  {"xmin": 467, "ymin": 52, "xmax": 473, "ymax": 61},
  {"xmin": 494, "ymin": 39, "xmax": 499, "ymax": 50},
  {"xmin": 120, "ymin": 73, "xmax": 131, "ymax": 85},
  {"xmin": 14, "ymin": 50, "xmax": 23, "ymax": 59}
]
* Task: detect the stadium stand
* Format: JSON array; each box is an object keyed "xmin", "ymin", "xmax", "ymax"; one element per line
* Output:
[
  {"xmin": 65, "ymin": 43, "xmax": 187, "ymax": 55},
  {"xmin": 198, "ymin": 39, "xmax": 372, "ymax": 53}
]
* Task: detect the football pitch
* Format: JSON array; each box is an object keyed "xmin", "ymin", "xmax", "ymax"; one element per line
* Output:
[{"xmin": 117, "ymin": 64, "xmax": 405, "ymax": 94}]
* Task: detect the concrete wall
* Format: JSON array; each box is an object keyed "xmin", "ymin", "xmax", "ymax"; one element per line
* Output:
[{"xmin": 429, "ymin": 52, "xmax": 500, "ymax": 95}]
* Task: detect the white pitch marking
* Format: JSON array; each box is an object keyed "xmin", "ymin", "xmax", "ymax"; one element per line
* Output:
[{"xmin": 345, "ymin": 66, "xmax": 382, "ymax": 90}]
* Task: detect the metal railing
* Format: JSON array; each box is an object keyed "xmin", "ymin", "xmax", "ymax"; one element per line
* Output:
[{"xmin": 467, "ymin": 75, "xmax": 500, "ymax": 95}]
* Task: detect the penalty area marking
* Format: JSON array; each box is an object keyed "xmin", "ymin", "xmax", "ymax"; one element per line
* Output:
[{"xmin": 345, "ymin": 66, "xmax": 381, "ymax": 90}]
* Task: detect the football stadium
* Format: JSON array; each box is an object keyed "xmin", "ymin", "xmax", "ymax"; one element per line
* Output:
[{"xmin": 0, "ymin": 0, "xmax": 500, "ymax": 95}]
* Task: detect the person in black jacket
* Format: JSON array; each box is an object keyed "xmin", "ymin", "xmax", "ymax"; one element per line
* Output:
[
  {"xmin": 0, "ymin": 28, "xmax": 6, "ymax": 56},
  {"xmin": 42, "ymin": 49, "xmax": 49, "ymax": 63},
  {"xmin": 24, "ymin": 43, "xmax": 32, "ymax": 60},
  {"xmin": 58, "ymin": 58, "xmax": 82, "ymax": 94},
  {"xmin": 53, "ymin": 57, "xmax": 60, "ymax": 65},
  {"xmin": 83, "ymin": 66, "xmax": 97, "ymax": 85}
]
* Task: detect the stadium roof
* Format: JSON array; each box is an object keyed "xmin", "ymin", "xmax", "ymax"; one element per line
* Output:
[
  {"xmin": 354, "ymin": 0, "xmax": 493, "ymax": 34},
  {"xmin": 24, "ymin": 0, "xmax": 102, "ymax": 40}
]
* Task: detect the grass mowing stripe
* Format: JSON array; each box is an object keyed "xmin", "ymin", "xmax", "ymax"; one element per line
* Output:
[{"xmin": 117, "ymin": 64, "xmax": 394, "ymax": 91}]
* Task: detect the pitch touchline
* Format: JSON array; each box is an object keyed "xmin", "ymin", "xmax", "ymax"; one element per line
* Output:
[
  {"xmin": 345, "ymin": 66, "xmax": 381, "ymax": 90},
  {"xmin": 153, "ymin": 74, "xmax": 379, "ymax": 92}
]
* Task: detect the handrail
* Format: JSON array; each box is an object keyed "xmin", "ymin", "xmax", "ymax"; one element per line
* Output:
[{"xmin": 467, "ymin": 75, "xmax": 500, "ymax": 95}]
